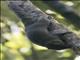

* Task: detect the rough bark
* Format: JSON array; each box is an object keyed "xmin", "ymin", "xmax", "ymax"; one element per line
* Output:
[{"xmin": 8, "ymin": 0, "xmax": 80, "ymax": 55}]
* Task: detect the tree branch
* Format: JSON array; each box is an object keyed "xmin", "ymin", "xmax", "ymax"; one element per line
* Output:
[
  {"xmin": 43, "ymin": 0, "xmax": 80, "ymax": 29},
  {"xmin": 8, "ymin": 0, "xmax": 80, "ymax": 55}
]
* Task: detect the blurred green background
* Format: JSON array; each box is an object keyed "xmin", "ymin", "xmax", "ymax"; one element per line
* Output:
[{"xmin": 0, "ymin": 0, "xmax": 80, "ymax": 60}]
